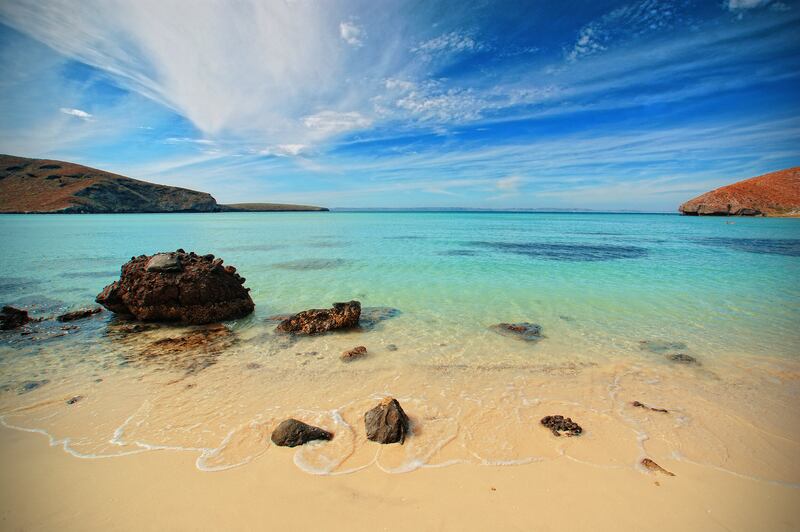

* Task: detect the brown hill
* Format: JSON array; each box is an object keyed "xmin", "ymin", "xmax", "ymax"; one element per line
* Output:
[
  {"xmin": 0, "ymin": 154, "xmax": 327, "ymax": 213},
  {"xmin": 679, "ymin": 167, "xmax": 800, "ymax": 217}
]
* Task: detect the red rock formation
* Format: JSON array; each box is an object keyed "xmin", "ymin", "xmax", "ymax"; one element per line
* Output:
[
  {"xmin": 679, "ymin": 167, "xmax": 800, "ymax": 216},
  {"xmin": 276, "ymin": 301, "xmax": 361, "ymax": 334},
  {"xmin": 96, "ymin": 250, "xmax": 254, "ymax": 324}
]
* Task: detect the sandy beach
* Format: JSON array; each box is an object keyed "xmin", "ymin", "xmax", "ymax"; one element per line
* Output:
[{"xmin": 2, "ymin": 418, "xmax": 798, "ymax": 531}]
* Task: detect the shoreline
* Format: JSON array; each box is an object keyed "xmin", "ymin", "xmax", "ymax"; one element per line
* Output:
[{"xmin": 1, "ymin": 420, "xmax": 798, "ymax": 531}]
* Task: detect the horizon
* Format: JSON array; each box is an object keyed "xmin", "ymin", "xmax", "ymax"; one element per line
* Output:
[{"xmin": 1, "ymin": 1, "xmax": 799, "ymax": 211}]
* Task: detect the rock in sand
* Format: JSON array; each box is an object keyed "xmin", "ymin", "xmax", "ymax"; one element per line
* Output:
[
  {"xmin": 271, "ymin": 418, "xmax": 333, "ymax": 447},
  {"xmin": 365, "ymin": 397, "xmax": 410, "ymax": 444}
]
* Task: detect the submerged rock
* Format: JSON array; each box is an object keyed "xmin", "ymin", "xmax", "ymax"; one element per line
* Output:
[
  {"xmin": 667, "ymin": 353, "xmax": 699, "ymax": 365},
  {"xmin": 96, "ymin": 250, "xmax": 254, "ymax": 325},
  {"xmin": 18, "ymin": 379, "xmax": 49, "ymax": 394},
  {"xmin": 1, "ymin": 306, "xmax": 31, "ymax": 330},
  {"xmin": 276, "ymin": 301, "xmax": 360, "ymax": 335},
  {"xmin": 341, "ymin": 345, "xmax": 367, "ymax": 361},
  {"xmin": 57, "ymin": 307, "xmax": 102, "ymax": 322},
  {"xmin": 540, "ymin": 415, "xmax": 582, "ymax": 437},
  {"xmin": 365, "ymin": 397, "xmax": 410, "ymax": 444},
  {"xmin": 490, "ymin": 322, "xmax": 543, "ymax": 342},
  {"xmin": 638, "ymin": 340, "xmax": 688, "ymax": 354},
  {"xmin": 127, "ymin": 324, "xmax": 235, "ymax": 376},
  {"xmin": 641, "ymin": 458, "xmax": 675, "ymax": 476},
  {"xmin": 631, "ymin": 401, "xmax": 669, "ymax": 413},
  {"xmin": 271, "ymin": 418, "xmax": 333, "ymax": 447},
  {"xmin": 66, "ymin": 395, "xmax": 83, "ymax": 405}
]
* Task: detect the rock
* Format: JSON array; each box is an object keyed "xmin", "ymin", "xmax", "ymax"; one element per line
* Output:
[
  {"xmin": 641, "ymin": 458, "xmax": 675, "ymax": 476},
  {"xmin": 359, "ymin": 306, "xmax": 402, "ymax": 330},
  {"xmin": 365, "ymin": 397, "xmax": 410, "ymax": 444},
  {"xmin": 341, "ymin": 345, "xmax": 367, "ymax": 361},
  {"xmin": 66, "ymin": 395, "xmax": 83, "ymax": 405},
  {"xmin": 271, "ymin": 418, "xmax": 333, "ymax": 447},
  {"xmin": 276, "ymin": 301, "xmax": 360, "ymax": 335},
  {"xmin": 679, "ymin": 167, "xmax": 800, "ymax": 217},
  {"xmin": 489, "ymin": 322, "xmax": 542, "ymax": 341},
  {"xmin": 540, "ymin": 415, "xmax": 582, "ymax": 437},
  {"xmin": 667, "ymin": 353, "xmax": 699, "ymax": 365},
  {"xmin": 146, "ymin": 253, "xmax": 182, "ymax": 272},
  {"xmin": 127, "ymin": 324, "xmax": 235, "ymax": 376},
  {"xmin": 1, "ymin": 306, "xmax": 30, "ymax": 330},
  {"xmin": 96, "ymin": 250, "xmax": 254, "ymax": 324},
  {"xmin": 18, "ymin": 379, "xmax": 49, "ymax": 394},
  {"xmin": 386, "ymin": 344, "xmax": 398, "ymax": 351},
  {"xmin": 57, "ymin": 307, "xmax": 102, "ymax": 322},
  {"xmin": 631, "ymin": 401, "xmax": 669, "ymax": 413}
]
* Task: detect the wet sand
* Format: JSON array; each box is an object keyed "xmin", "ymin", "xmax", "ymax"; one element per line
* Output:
[{"xmin": 1, "ymin": 422, "xmax": 798, "ymax": 531}]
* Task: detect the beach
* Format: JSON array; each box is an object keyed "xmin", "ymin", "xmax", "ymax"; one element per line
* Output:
[{"xmin": 1, "ymin": 212, "xmax": 799, "ymax": 530}]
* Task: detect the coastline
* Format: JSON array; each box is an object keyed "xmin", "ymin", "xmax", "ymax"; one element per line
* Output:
[{"xmin": 1, "ymin": 416, "xmax": 797, "ymax": 531}]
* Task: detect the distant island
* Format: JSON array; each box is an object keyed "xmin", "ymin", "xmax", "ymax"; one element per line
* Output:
[
  {"xmin": 679, "ymin": 167, "xmax": 799, "ymax": 217},
  {"xmin": 0, "ymin": 154, "xmax": 328, "ymax": 213}
]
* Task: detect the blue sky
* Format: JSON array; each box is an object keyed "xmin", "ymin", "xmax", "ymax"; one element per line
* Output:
[{"xmin": 0, "ymin": 0, "xmax": 798, "ymax": 210}]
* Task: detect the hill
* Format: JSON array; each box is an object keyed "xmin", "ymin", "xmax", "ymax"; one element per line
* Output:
[
  {"xmin": 0, "ymin": 155, "xmax": 327, "ymax": 213},
  {"xmin": 679, "ymin": 167, "xmax": 800, "ymax": 217}
]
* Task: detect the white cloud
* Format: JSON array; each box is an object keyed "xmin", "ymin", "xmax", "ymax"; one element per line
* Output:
[
  {"xmin": 727, "ymin": 0, "xmax": 772, "ymax": 9},
  {"xmin": 339, "ymin": 20, "xmax": 364, "ymax": 47},
  {"xmin": 412, "ymin": 31, "xmax": 485, "ymax": 57},
  {"xmin": 302, "ymin": 110, "xmax": 372, "ymax": 134},
  {"xmin": 496, "ymin": 175, "xmax": 524, "ymax": 191},
  {"xmin": 59, "ymin": 107, "xmax": 93, "ymax": 121},
  {"xmin": 165, "ymin": 137, "xmax": 215, "ymax": 145},
  {"xmin": 260, "ymin": 144, "xmax": 307, "ymax": 157}
]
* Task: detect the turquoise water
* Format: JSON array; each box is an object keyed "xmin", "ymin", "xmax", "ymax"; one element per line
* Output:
[
  {"xmin": 1, "ymin": 212, "xmax": 799, "ymax": 477},
  {"xmin": 2, "ymin": 212, "xmax": 799, "ymax": 359}
]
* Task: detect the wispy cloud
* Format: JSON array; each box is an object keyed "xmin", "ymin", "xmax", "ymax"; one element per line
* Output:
[{"xmin": 59, "ymin": 107, "xmax": 93, "ymax": 121}]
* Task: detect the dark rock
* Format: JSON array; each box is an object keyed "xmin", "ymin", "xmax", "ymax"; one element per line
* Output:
[
  {"xmin": 365, "ymin": 397, "xmax": 410, "ymax": 444},
  {"xmin": 359, "ymin": 306, "xmax": 402, "ymax": 330},
  {"xmin": 540, "ymin": 415, "xmax": 582, "ymax": 437},
  {"xmin": 96, "ymin": 250, "xmax": 254, "ymax": 324},
  {"xmin": 667, "ymin": 353, "xmax": 699, "ymax": 365},
  {"xmin": 276, "ymin": 301, "xmax": 360, "ymax": 335},
  {"xmin": 631, "ymin": 401, "xmax": 669, "ymax": 413},
  {"xmin": 341, "ymin": 345, "xmax": 367, "ymax": 361},
  {"xmin": 18, "ymin": 379, "xmax": 49, "ymax": 394},
  {"xmin": 641, "ymin": 458, "xmax": 675, "ymax": 476},
  {"xmin": 57, "ymin": 307, "xmax": 102, "ymax": 322},
  {"xmin": 271, "ymin": 418, "xmax": 333, "ymax": 447},
  {"xmin": 1, "ymin": 306, "xmax": 30, "ymax": 330},
  {"xmin": 490, "ymin": 322, "xmax": 542, "ymax": 342},
  {"xmin": 66, "ymin": 395, "xmax": 83, "ymax": 405}
]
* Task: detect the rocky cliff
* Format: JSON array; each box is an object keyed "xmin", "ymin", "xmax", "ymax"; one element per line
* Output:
[
  {"xmin": 0, "ymin": 154, "xmax": 328, "ymax": 213},
  {"xmin": 679, "ymin": 167, "xmax": 800, "ymax": 217}
]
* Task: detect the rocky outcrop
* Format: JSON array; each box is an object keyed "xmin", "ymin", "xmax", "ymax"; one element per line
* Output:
[
  {"xmin": 540, "ymin": 415, "xmax": 583, "ymax": 437},
  {"xmin": 1, "ymin": 306, "xmax": 30, "ymax": 330},
  {"xmin": 365, "ymin": 397, "xmax": 410, "ymax": 444},
  {"xmin": 489, "ymin": 322, "xmax": 542, "ymax": 341},
  {"xmin": 341, "ymin": 345, "xmax": 367, "ymax": 361},
  {"xmin": 271, "ymin": 419, "xmax": 333, "ymax": 447},
  {"xmin": 57, "ymin": 307, "xmax": 102, "ymax": 322},
  {"xmin": 679, "ymin": 167, "xmax": 800, "ymax": 216},
  {"xmin": 276, "ymin": 301, "xmax": 361, "ymax": 334},
  {"xmin": 96, "ymin": 250, "xmax": 254, "ymax": 324},
  {"xmin": 0, "ymin": 154, "xmax": 328, "ymax": 213}
]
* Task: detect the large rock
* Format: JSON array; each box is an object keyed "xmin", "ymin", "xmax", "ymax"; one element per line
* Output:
[
  {"xmin": 96, "ymin": 250, "xmax": 254, "ymax": 324},
  {"xmin": 276, "ymin": 301, "xmax": 360, "ymax": 334},
  {"xmin": 1, "ymin": 306, "xmax": 30, "ymax": 330},
  {"xmin": 679, "ymin": 167, "xmax": 800, "ymax": 216},
  {"xmin": 365, "ymin": 397, "xmax": 410, "ymax": 444},
  {"xmin": 271, "ymin": 419, "xmax": 333, "ymax": 447}
]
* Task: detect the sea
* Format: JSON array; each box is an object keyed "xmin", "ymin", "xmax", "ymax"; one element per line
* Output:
[{"xmin": 1, "ymin": 212, "xmax": 799, "ymax": 480}]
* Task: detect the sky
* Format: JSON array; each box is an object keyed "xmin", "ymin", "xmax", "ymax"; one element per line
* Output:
[{"xmin": 0, "ymin": 0, "xmax": 798, "ymax": 210}]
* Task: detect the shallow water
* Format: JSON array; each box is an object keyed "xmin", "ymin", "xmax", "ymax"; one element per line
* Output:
[{"xmin": 1, "ymin": 212, "xmax": 799, "ymax": 480}]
